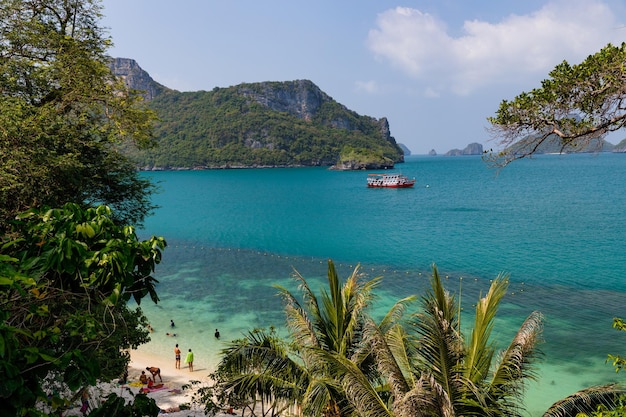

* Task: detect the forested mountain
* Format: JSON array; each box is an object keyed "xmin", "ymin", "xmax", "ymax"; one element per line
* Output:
[{"xmin": 110, "ymin": 58, "xmax": 404, "ymax": 169}]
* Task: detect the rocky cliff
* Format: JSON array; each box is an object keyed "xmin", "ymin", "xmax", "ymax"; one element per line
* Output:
[
  {"xmin": 236, "ymin": 80, "xmax": 399, "ymax": 151},
  {"xmin": 110, "ymin": 60, "xmax": 404, "ymax": 169},
  {"xmin": 108, "ymin": 58, "xmax": 169, "ymax": 101}
]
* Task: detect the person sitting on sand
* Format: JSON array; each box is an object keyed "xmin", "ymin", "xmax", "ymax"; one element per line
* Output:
[
  {"xmin": 139, "ymin": 371, "xmax": 148, "ymax": 384},
  {"xmin": 166, "ymin": 332, "xmax": 177, "ymax": 337},
  {"xmin": 146, "ymin": 366, "xmax": 162, "ymax": 382},
  {"xmin": 140, "ymin": 377, "xmax": 165, "ymax": 393}
]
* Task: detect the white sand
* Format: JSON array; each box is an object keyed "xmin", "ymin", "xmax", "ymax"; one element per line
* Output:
[{"xmin": 64, "ymin": 349, "xmax": 230, "ymax": 417}]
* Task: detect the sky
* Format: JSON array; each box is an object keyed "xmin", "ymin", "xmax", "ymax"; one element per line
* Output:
[{"xmin": 101, "ymin": 0, "xmax": 626, "ymax": 155}]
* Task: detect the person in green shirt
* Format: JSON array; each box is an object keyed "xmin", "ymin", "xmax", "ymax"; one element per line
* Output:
[{"xmin": 185, "ymin": 348, "xmax": 194, "ymax": 372}]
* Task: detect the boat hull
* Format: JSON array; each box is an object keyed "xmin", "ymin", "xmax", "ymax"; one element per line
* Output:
[
  {"xmin": 366, "ymin": 173, "xmax": 416, "ymax": 188},
  {"xmin": 367, "ymin": 182, "xmax": 415, "ymax": 188}
]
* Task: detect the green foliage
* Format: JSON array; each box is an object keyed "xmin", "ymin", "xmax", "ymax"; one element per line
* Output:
[
  {"xmin": 0, "ymin": 203, "xmax": 166, "ymax": 416},
  {"xmin": 191, "ymin": 261, "xmax": 391, "ymax": 417},
  {"xmin": 487, "ymin": 42, "xmax": 626, "ymax": 166},
  {"xmin": 88, "ymin": 392, "xmax": 160, "ymax": 417},
  {"xmin": 199, "ymin": 262, "xmax": 546, "ymax": 417},
  {"xmin": 607, "ymin": 318, "xmax": 626, "ymax": 373},
  {"xmin": 337, "ymin": 266, "xmax": 543, "ymax": 417},
  {"xmin": 338, "ymin": 146, "xmax": 394, "ymax": 168},
  {"xmin": 198, "ymin": 328, "xmax": 308, "ymax": 417},
  {"xmin": 0, "ymin": 0, "xmax": 158, "ymax": 231},
  {"xmin": 125, "ymin": 83, "xmax": 403, "ymax": 169}
]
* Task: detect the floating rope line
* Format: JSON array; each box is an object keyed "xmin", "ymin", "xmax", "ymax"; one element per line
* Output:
[{"xmin": 159, "ymin": 244, "xmax": 529, "ymax": 301}]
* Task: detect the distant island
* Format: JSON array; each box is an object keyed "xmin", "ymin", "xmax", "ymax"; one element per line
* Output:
[
  {"xmin": 110, "ymin": 58, "xmax": 405, "ymax": 170},
  {"xmin": 432, "ymin": 136, "xmax": 626, "ymax": 157},
  {"xmin": 444, "ymin": 142, "xmax": 484, "ymax": 156}
]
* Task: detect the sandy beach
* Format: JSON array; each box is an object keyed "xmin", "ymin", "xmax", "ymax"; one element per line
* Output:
[{"xmin": 64, "ymin": 348, "xmax": 227, "ymax": 417}]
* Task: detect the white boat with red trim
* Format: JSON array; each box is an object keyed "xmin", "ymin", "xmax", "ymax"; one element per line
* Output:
[{"xmin": 367, "ymin": 173, "xmax": 416, "ymax": 188}]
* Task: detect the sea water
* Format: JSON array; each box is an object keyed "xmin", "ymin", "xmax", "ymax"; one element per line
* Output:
[{"xmin": 133, "ymin": 154, "xmax": 626, "ymax": 416}]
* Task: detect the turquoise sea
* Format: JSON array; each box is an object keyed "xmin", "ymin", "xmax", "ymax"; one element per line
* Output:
[{"xmin": 133, "ymin": 154, "xmax": 626, "ymax": 416}]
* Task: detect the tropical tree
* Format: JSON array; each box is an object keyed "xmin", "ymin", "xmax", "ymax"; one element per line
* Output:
[
  {"xmin": 487, "ymin": 42, "xmax": 626, "ymax": 167},
  {"xmin": 198, "ymin": 328, "xmax": 308, "ymax": 417},
  {"xmin": 207, "ymin": 261, "xmax": 546, "ymax": 417},
  {"xmin": 325, "ymin": 265, "xmax": 544, "ymax": 417},
  {"xmin": 487, "ymin": 42, "xmax": 626, "ymax": 415},
  {"xmin": 204, "ymin": 260, "xmax": 413, "ymax": 417},
  {"xmin": 0, "ymin": 203, "xmax": 166, "ymax": 416},
  {"xmin": 0, "ymin": 0, "xmax": 158, "ymax": 232}
]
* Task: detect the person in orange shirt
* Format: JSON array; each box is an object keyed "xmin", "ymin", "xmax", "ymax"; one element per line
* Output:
[{"xmin": 174, "ymin": 343, "xmax": 181, "ymax": 369}]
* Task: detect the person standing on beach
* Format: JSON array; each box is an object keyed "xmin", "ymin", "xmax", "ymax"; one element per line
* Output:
[
  {"xmin": 146, "ymin": 366, "xmax": 162, "ymax": 382},
  {"xmin": 185, "ymin": 348, "xmax": 194, "ymax": 372},
  {"xmin": 214, "ymin": 328, "xmax": 220, "ymax": 339},
  {"xmin": 174, "ymin": 343, "xmax": 181, "ymax": 369}
]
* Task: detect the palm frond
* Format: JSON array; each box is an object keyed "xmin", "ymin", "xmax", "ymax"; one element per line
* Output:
[
  {"xmin": 395, "ymin": 373, "xmax": 455, "ymax": 417},
  {"xmin": 284, "ymin": 298, "xmax": 322, "ymax": 352},
  {"xmin": 276, "ymin": 277, "xmax": 322, "ymax": 350},
  {"xmin": 218, "ymin": 330, "xmax": 302, "ymax": 379},
  {"xmin": 216, "ymin": 330, "xmax": 309, "ymax": 412},
  {"xmin": 365, "ymin": 318, "xmax": 412, "ymax": 400},
  {"xmin": 489, "ymin": 310, "xmax": 543, "ymax": 400},
  {"xmin": 464, "ymin": 274, "xmax": 509, "ymax": 383},
  {"xmin": 378, "ymin": 295, "xmax": 417, "ymax": 334},
  {"xmin": 426, "ymin": 264, "xmax": 458, "ymax": 324},
  {"xmin": 318, "ymin": 261, "xmax": 378, "ymax": 356},
  {"xmin": 221, "ymin": 372, "xmax": 303, "ymax": 404},
  {"xmin": 413, "ymin": 265, "xmax": 464, "ymax": 398},
  {"xmin": 319, "ymin": 262, "xmax": 346, "ymax": 355},
  {"xmin": 301, "ymin": 376, "xmax": 351, "ymax": 417},
  {"xmin": 325, "ymin": 350, "xmax": 394, "ymax": 417},
  {"xmin": 543, "ymin": 384, "xmax": 626, "ymax": 417}
]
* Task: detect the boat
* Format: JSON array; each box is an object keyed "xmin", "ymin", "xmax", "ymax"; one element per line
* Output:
[{"xmin": 367, "ymin": 173, "xmax": 416, "ymax": 188}]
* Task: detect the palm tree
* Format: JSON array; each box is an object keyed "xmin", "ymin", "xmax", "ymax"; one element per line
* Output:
[
  {"xmin": 213, "ymin": 260, "xmax": 413, "ymax": 417},
  {"xmin": 211, "ymin": 328, "xmax": 308, "ymax": 417},
  {"xmin": 326, "ymin": 264, "xmax": 544, "ymax": 417}
]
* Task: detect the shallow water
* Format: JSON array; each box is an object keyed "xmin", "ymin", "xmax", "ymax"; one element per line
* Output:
[{"xmin": 135, "ymin": 154, "xmax": 626, "ymax": 416}]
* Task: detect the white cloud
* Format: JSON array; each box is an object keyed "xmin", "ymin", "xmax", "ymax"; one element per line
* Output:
[
  {"xmin": 368, "ymin": 0, "xmax": 623, "ymax": 96},
  {"xmin": 355, "ymin": 80, "xmax": 380, "ymax": 94}
]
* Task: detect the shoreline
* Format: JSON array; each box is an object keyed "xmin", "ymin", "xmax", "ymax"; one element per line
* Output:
[
  {"xmin": 127, "ymin": 348, "xmax": 211, "ymax": 415},
  {"xmin": 64, "ymin": 348, "xmax": 222, "ymax": 416}
]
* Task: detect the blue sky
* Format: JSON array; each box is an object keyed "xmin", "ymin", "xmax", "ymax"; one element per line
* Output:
[{"xmin": 101, "ymin": 0, "xmax": 626, "ymax": 154}]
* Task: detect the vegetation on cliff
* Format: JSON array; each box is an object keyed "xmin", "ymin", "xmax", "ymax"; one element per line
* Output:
[{"xmin": 116, "ymin": 78, "xmax": 404, "ymax": 169}]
